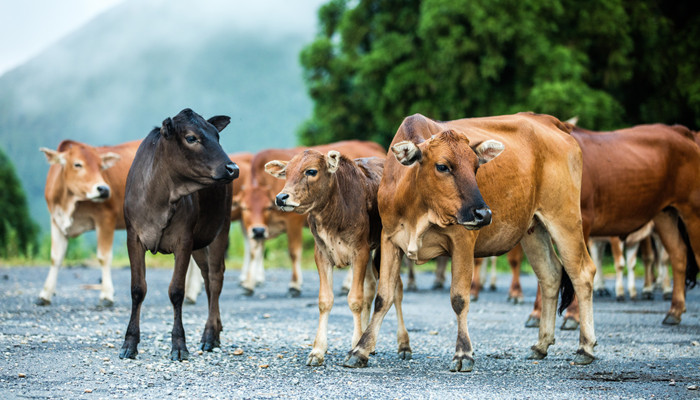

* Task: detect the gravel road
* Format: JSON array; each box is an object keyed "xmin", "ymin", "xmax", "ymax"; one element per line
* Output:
[{"xmin": 1, "ymin": 265, "xmax": 699, "ymax": 399}]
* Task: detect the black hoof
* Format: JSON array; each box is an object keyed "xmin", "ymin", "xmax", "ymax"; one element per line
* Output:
[
  {"xmin": 616, "ymin": 295, "xmax": 625, "ymax": 302},
  {"xmin": 663, "ymin": 292, "xmax": 672, "ymax": 301},
  {"xmin": 35, "ymin": 297, "xmax": 51, "ymax": 306},
  {"xmin": 470, "ymin": 294, "xmax": 479, "ymax": 302},
  {"xmin": 560, "ymin": 317, "xmax": 579, "ymax": 331},
  {"xmin": 489, "ymin": 284, "xmax": 496, "ymax": 292},
  {"xmin": 398, "ymin": 344, "xmax": 412, "ymax": 360},
  {"xmin": 449, "ymin": 356, "xmax": 475, "ymax": 372},
  {"xmin": 288, "ymin": 288, "xmax": 302, "ymax": 298},
  {"xmin": 641, "ymin": 292, "xmax": 654, "ymax": 301},
  {"xmin": 343, "ymin": 352, "xmax": 368, "ymax": 368},
  {"xmin": 662, "ymin": 314, "xmax": 681, "ymax": 325},
  {"xmin": 573, "ymin": 349, "xmax": 595, "ymax": 365},
  {"xmin": 405, "ymin": 283, "xmax": 418, "ymax": 292},
  {"xmin": 431, "ymin": 282, "xmax": 444, "ymax": 290},
  {"xmin": 525, "ymin": 316, "xmax": 540, "ymax": 328},
  {"xmin": 200, "ymin": 340, "xmax": 220, "ymax": 352},
  {"xmin": 119, "ymin": 344, "xmax": 138, "ymax": 360},
  {"xmin": 527, "ymin": 347, "xmax": 547, "ymax": 360},
  {"xmin": 98, "ymin": 298, "xmax": 114, "ymax": 308},
  {"xmin": 242, "ymin": 287, "xmax": 254, "ymax": 296},
  {"xmin": 338, "ymin": 287, "xmax": 350, "ymax": 296},
  {"xmin": 170, "ymin": 348, "xmax": 190, "ymax": 361}
]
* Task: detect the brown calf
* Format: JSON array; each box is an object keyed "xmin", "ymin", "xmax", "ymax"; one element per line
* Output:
[{"xmin": 119, "ymin": 109, "xmax": 238, "ymax": 361}]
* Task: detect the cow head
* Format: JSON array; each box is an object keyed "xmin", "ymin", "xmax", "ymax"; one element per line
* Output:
[
  {"xmin": 391, "ymin": 130, "xmax": 503, "ymax": 229},
  {"xmin": 40, "ymin": 142, "xmax": 120, "ymax": 202},
  {"xmin": 265, "ymin": 149, "xmax": 339, "ymax": 214},
  {"xmin": 240, "ymin": 185, "xmax": 275, "ymax": 240},
  {"xmin": 159, "ymin": 108, "xmax": 238, "ymax": 186}
]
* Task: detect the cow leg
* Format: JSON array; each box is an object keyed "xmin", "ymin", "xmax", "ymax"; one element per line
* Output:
[
  {"xmin": 393, "ymin": 273, "xmax": 411, "ymax": 360},
  {"xmin": 488, "ymin": 256, "xmax": 498, "ymax": 291},
  {"xmin": 405, "ymin": 257, "xmax": 418, "ymax": 292},
  {"xmin": 362, "ymin": 258, "xmax": 378, "ymax": 332},
  {"xmin": 610, "ymin": 237, "xmax": 626, "ymax": 300},
  {"xmin": 625, "ymin": 241, "xmax": 640, "ymax": 300},
  {"xmin": 119, "ymin": 232, "xmax": 147, "ymax": 360},
  {"xmin": 652, "ymin": 234, "xmax": 672, "ymax": 299},
  {"xmin": 168, "ymin": 249, "xmax": 192, "ymax": 361},
  {"xmin": 242, "ymin": 238, "xmax": 264, "ymax": 295},
  {"xmin": 340, "ymin": 268, "xmax": 353, "ymax": 296},
  {"xmin": 433, "ymin": 256, "xmax": 448, "ymax": 290},
  {"xmin": 471, "ymin": 257, "xmax": 484, "ymax": 301},
  {"xmin": 307, "ymin": 250, "xmax": 333, "ymax": 366},
  {"xmin": 653, "ymin": 211, "xmax": 691, "ymax": 324},
  {"xmin": 641, "ymin": 236, "xmax": 655, "ymax": 300},
  {"xmin": 95, "ymin": 220, "xmax": 116, "ymax": 307},
  {"xmin": 508, "ymin": 246, "xmax": 524, "ymax": 304},
  {"xmin": 588, "ymin": 239, "xmax": 609, "ymax": 297},
  {"xmin": 344, "ymin": 235, "xmax": 403, "ymax": 368},
  {"xmin": 449, "ymin": 240, "xmax": 477, "ymax": 372},
  {"xmin": 197, "ymin": 223, "xmax": 228, "ymax": 351},
  {"xmin": 287, "ymin": 220, "xmax": 304, "ymax": 297},
  {"xmin": 184, "ymin": 257, "xmax": 203, "ymax": 304},
  {"xmin": 540, "ymin": 215, "xmax": 597, "ymax": 364},
  {"xmin": 38, "ymin": 221, "xmax": 68, "ymax": 305},
  {"xmin": 349, "ymin": 248, "xmax": 370, "ymax": 349},
  {"xmin": 525, "ymin": 286, "xmax": 542, "ymax": 328},
  {"xmin": 520, "ymin": 222, "xmax": 562, "ymax": 360}
]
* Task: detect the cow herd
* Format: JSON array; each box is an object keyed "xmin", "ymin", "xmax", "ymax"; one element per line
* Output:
[{"xmin": 36, "ymin": 108, "xmax": 699, "ymax": 372}]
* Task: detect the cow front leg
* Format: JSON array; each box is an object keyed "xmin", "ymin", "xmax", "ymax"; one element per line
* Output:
[
  {"xmin": 507, "ymin": 246, "xmax": 524, "ymax": 303},
  {"xmin": 95, "ymin": 221, "xmax": 116, "ymax": 307},
  {"xmin": 119, "ymin": 232, "xmax": 147, "ymax": 359},
  {"xmin": 169, "ymin": 250, "xmax": 192, "ymax": 361},
  {"xmin": 433, "ymin": 256, "xmax": 448, "ymax": 290},
  {"xmin": 348, "ymin": 249, "xmax": 370, "ymax": 348},
  {"xmin": 37, "ymin": 221, "xmax": 69, "ymax": 305},
  {"xmin": 449, "ymin": 241, "xmax": 476, "ymax": 372},
  {"xmin": 308, "ymin": 251, "xmax": 333, "ymax": 366}
]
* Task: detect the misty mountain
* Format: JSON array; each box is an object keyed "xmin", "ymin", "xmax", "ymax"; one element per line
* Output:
[{"xmin": 0, "ymin": 0, "xmax": 323, "ymax": 231}]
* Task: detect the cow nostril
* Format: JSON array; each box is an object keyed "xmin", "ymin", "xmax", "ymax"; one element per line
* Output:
[
  {"xmin": 275, "ymin": 193, "xmax": 290, "ymax": 207},
  {"xmin": 226, "ymin": 162, "xmax": 239, "ymax": 178},
  {"xmin": 251, "ymin": 227, "xmax": 266, "ymax": 239},
  {"xmin": 97, "ymin": 185, "xmax": 110, "ymax": 198},
  {"xmin": 474, "ymin": 207, "xmax": 492, "ymax": 224}
]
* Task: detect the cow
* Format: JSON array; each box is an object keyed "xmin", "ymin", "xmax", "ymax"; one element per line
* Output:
[
  {"xmin": 38, "ymin": 139, "xmax": 140, "ymax": 306},
  {"xmin": 527, "ymin": 123, "xmax": 700, "ymax": 328},
  {"xmin": 343, "ymin": 112, "xmax": 598, "ymax": 371},
  {"xmin": 266, "ymin": 151, "xmax": 399, "ymax": 366},
  {"xmin": 118, "ymin": 109, "xmax": 238, "ymax": 361},
  {"xmin": 239, "ymin": 141, "xmax": 386, "ymax": 296}
]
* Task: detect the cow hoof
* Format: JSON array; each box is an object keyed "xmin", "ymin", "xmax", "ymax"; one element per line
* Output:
[
  {"xmin": 288, "ymin": 288, "xmax": 302, "ymax": 298},
  {"xmin": 406, "ymin": 282, "xmax": 418, "ymax": 292},
  {"xmin": 98, "ymin": 298, "xmax": 114, "ymax": 308},
  {"xmin": 242, "ymin": 288, "xmax": 254, "ymax": 296},
  {"xmin": 527, "ymin": 348, "xmax": 547, "ymax": 360},
  {"xmin": 662, "ymin": 314, "xmax": 681, "ymax": 325},
  {"xmin": 560, "ymin": 317, "xmax": 579, "ymax": 331},
  {"xmin": 449, "ymin": 356, "xmax": 474, "ymax": 372},
  {"xmin": 200, "ymin": 340, "xmax": 220, "ymax": 352},
  {"xmin": 525, "ymin": 316, "xmax": 540, "ymax": 328},
  {"xmin": 594, "ymin": 288, "xmax": 611, "ymax": 297},
  {"xmin": 338, "ymin": 287, "xmax": 350, "ymax": 296},
  {"xmin": 489, "ymin": 284, "xmax": 497, "ymax": 291},
  {"xmin": 343, "ymin": 352, "xmax": 368, "ymax": 368},
  {"xmin": 470, "ymin": 294, "xmax": 479, "ymax": 302},
  {"xmin": 118, "ymin": 344, "xmax": 138, "ymax": 360},
  {"xmin": 663, "ymin": 292, "xmax": 672, "ymax": 301},
  {"xmin": 641, "ymin": 292, "xmax": 654, "ymax": 301},
  {"xmin": 398, "ymin": 348, "xmax": 412, "ymax": 361},
  {"xmin": 306, "ymin": 353, "xmax": 324, "ymax": 366},
  {"xmin": 35, "ymin": 297, "xmax": 51, "ymax": 306},
  {"xmin": 616, "ymin": 295, "xmax": 625, "ymax": 302},
  {"xmin": 431, "ymin": 282, "xmax": 444, "ymax": 290},
  {"xmin": 170, "ymin": 348, "xmax": 190, "ymax": 361},
  {"xmin": 573, "ymin": 349, "xmax": 595, "ymax": 365}
]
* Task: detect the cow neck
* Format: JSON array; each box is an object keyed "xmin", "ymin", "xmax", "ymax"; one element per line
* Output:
[
  {"xmin": 313, "ymin": 174, "xmax": 353, "ymax": 228},
  {"xmin": 49, "ymin": 167, "xmax": 79, "ymax": 234}
]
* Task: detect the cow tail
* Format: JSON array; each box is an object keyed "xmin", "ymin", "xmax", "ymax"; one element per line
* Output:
[
  {"xmin": 678, "ymin": 219, "xmax": 699, "ymax": 289},
  {"xmin": 372, "ymin": 243, "xmax": 381, "ymax": 275},
  {"xmin": 558, "ymin": 269, "xmax": 575, "ymax": 315}
]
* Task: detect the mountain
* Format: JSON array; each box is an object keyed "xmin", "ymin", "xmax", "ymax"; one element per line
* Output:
[{"xmin": 0, "ymin": 0, "xmax": 324, "ymax": 231}]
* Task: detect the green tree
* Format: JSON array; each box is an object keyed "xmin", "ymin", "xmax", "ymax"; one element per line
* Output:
[
  {"xmin": 299, "ymin": 0, "xmax": 699, "ymax": 147},
  {"xmin": 0, "ymin": 147, "xmax": 39, "ymax": 258}
]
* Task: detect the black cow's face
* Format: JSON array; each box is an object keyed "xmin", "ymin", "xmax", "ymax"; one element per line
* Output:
[{"xmin": 161, "ymin": 108, "xmax": 238, "ymax": 185}]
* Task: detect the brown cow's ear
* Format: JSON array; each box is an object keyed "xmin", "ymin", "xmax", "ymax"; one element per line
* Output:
[
  {"xmin": 161, "ymin": 117, "xmax": 174, "ymax": 139},
  {"xmin": 391, "ymin": 141, "xmax": 422, "ymax": 166},
  {"xmin": 100, "ymin": 152, "xmax": 121, "ymax": 170},
  {"xmin": 39, "ymin": 147, "xmax": 65, "ymax": 165},
  {"xmin": 265, "ymin": 160, "xmax": 288, "ymax": 179},
  {"xmin": 326, "ymin": 151, "xmax": 340, "ymax": 173},
  {"xmin": 472, "ymin": 140, "xmax": 504, "ymax": 165},
  {"xmin": 207, "ymin": 116, "xmax": 231, "ymax": 132}
]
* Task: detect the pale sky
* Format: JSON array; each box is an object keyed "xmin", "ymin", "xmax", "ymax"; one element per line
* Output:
[{"xmin": 0, "ymin": 0, "xmax": 125, "ymax": 77}]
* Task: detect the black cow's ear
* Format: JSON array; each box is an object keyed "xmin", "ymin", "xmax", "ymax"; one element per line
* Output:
[
  {"xmin": 161, "ymin": 117, "xmax": 174, "ymax": 140},
  {"xmin": 208, "ymin": 116, "xmax": 231, "ymax": 132}
]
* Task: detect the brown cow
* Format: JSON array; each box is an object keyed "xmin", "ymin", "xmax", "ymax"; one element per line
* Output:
[
  {"xmin": 119, "ymin": 109, "xmax": 238, "ymax": 361},
  {"xmin": 38, "ymin": 139, "xmax": 140, "ymax": 306},
  {"xmin": 239, "ymin": 141, "xmax": 386, "ymax": 296},
  {"xmin": 266, "ymin": 151, "xmax": 398, "ymax": 366},
  {"xmin": 527, "ymin": 123, "xmax": 700, "ymax": 328},
  {"xmin": 344, "ymin": 112, "xmax": 598, "ymax": 371}
]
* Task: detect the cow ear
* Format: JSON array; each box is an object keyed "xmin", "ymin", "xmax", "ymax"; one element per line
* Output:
[
  {"xmin": 40, "ymin": 147, "xmax": 65, "ymax": 165},
  {"xmin": 161, "ymin": 117, "xmax": 174, "ymax": 140},
  {"xmin": 472, "ymin": 139, "xmax": 504, "ymax": 165},
  {"xmin": 391, "ymin": 141, "xmax": 422, "ymax": 166},
  {"xmin": 265, "ymin": 160, "xmax": 288, "ymax": 179},
  {"xmin": 207, "ymin": 116, "xmax": 231, "ymax": 132},
  {"xmin": 100, "ymin": 152, "xmax": 121, "ymax": 170},
  {"xmin": 326, "ymin": 151, "xmax": 341, "ymax": 173}
]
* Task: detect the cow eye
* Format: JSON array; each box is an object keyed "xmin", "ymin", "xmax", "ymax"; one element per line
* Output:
[
  {"xmin": 74, "ymin": 162, "xmax": 83, "ymax": 169},
  {"xmin": 185, "ymin": 135, "xmax": 198, "ymax": 144},
  {"xmin": 305, "ymin": 169, "xmax": 318, "ymax": 177},
  {"xmin": 436, "ymin": 164, "xmax": 450, "ymax": 173}
]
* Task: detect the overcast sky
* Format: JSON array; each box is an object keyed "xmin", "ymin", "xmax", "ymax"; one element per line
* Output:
[{"xmin": 0, "ymin": 0, "xmax": 125, "ymax": 76}]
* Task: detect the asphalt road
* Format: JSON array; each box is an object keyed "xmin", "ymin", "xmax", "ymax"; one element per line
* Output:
[{"xmin": 1, "ymin": 265, "xmax": 699, "ymax": 399}]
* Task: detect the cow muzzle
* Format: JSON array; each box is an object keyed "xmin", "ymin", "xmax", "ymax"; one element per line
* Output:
[
  {"xmin": 275, "ymin": 193, "xmax": 299, "ymax": 212},
  {"xmin": 250, "ymin": 226, "xmax": 268, "ymax": 240},
  {"xmin": 459, "ymin": 206, "xmax": 492, "ymax": 230},
  {"xmin": 88, "ymin": 184, "xmax": 111, "ymax": 202}
]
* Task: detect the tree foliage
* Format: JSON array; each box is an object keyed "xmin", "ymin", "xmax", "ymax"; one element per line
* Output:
[
  {"xmin": 299, "ymin": 0, "xmax": 700, "ymax": 147},
  {"xmin": 0, "ymin": 147, "xmax": 39, "ymax": 258}
]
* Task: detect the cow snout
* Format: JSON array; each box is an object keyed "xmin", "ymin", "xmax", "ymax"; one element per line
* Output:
[
  {"xmin": 473, "ymin": 207, "xmax": 492, "ymax": 226},
  {"xmin": 251, "ymin": 227, "xmax": 267, "ymax": 240},
  {"xmin": 459, "ymin": 205, "xmax": 492, "ymax": 229},
  {"xmin": 225, "ymin": 162, "xmax": 239, "ymax": 179},
  {"xmin": 96, "ymin": 185, "xmax": 110, "ymax": 199},
  {"xmin": 275, "ymin": 193, "xmax": 289, "ymax": 207}
]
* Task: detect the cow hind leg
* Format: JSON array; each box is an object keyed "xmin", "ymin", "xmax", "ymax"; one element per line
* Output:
[
  {"xmin": 168, "ymin": 251, "xmax": 192, "ymax": 361},
  {"xmin": 653, "ymin": 211, "xmax": 691, "ymax": 324},
  {"xmin": 624, "ymin": 242, "xmax": 640, "ymax": 300},
  {"xmin": 194, "ymin": 237, "xmax": 227, "ymax": 351},
  {"xmin": 38, "ymin": 222, "xmax": 69, "ymax": 305},
  {"xmin": 119, "ymin": 233, "xmax": 147, "ymax": 360},
  {"xmin": 308, "ymin": 254, "xmax": 333, "ymax": 366},
  {"xmin": 588, "ymin": 239, "xmax": 610, "ymax": 297},
  {"xmin": 287, "ymin": 223, "xmax": 304, "ymax": 297},
  {"xmin": 95, "ymin": 222, "xmax": 116, "ymax": 307},
  {"xmin": 433, "ymin": 256, "xmax": 448, "ymax": 290},
  {"xmin": 405, "ymin": 257, "xmax": 418, "ymax": 292}
]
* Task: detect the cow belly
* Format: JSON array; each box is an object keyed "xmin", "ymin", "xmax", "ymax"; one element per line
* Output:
[{"xmin": 315, "ymin": 229, "xmax": 355, "ymax": 267}]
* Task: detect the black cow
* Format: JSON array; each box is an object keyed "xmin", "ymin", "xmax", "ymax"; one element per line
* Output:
[{"xmin": 119, "ymin": 108, "xmax": 239, "ymax": 361}]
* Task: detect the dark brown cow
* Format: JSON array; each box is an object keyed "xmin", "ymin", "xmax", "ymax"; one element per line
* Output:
[
  {"xmin": 528, "ymin": 123, "xmax": 700, "ymax": 328},
  {"xmin": 39, "ymin": 139, "xmax": 140, "ymax": 306},
  {"xmin": 266, "ymin": 151, "xmax": 396, "ymax": 366},
  {"xmin": 344, "ymin": 112, "xmax": 598, "ymax": 371},
  {"xmin": 239, "ymin": 141, "xmax": 386, "ymax": 296},
  {"xmin": 119, "ymin": 109, "xmax": 238, "ymax": 361}
]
